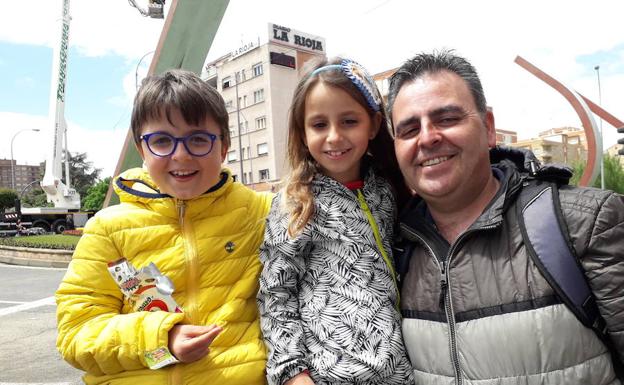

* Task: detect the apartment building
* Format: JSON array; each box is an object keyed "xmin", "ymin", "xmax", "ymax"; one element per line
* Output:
[
  {"xmin": 0, "ymin": 159, "xmax": 43, "ymax": 192},
  {"xmin": 202, "ymin": 23, "xmax": 326, "ymax": 190},
  {"xmin": 513, "ymin": 127, "xmax": 587, "ymax": 165}
]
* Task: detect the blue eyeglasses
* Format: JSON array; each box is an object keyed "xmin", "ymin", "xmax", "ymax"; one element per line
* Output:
[{"xmin": 140, "ymin": 132, "xmax": 223, "ymax": 157}]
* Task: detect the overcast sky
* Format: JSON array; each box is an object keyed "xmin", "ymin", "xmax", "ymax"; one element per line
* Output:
[{"xmin": 1, "ymin": 0, "xmax": 623, "ymax": 178}]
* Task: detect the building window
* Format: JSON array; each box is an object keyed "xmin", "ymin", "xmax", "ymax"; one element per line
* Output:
[
  {"xmin": 225, "ymin": 100, "xmax": 233, "ymax": 110},
  {"xmin": 242, "ymin": 173, "xmax": 248, "ymax": 184},
  {"xmin": 238, "ymin": 121, "xmax": 248, "ymax": 134},
  {"xmin": 222, "ymin": 76, "xmax": 232, "ymax": 89},
  {"xmin": 255, "ymin": 116, "xmax": 267, "ymax": 130},
  {"xmin": 229, "ymin": 126, "xmax": 236, "ymax": 138},
  {"xmin": 257, "ymin": 142, "xmax": 268, "ymax": 156},
  {"xmin": 254, "ymin": 89, "xmax": 264, "ymax": 104},
  {"xmin": 236, "ymin": 69, "xmax": 246, "ymax": 82},
  {"xmin": 240, "ymin": 146, "xmax": 251, "ymax": 159},
  {"xmin": 259, "ymin": 169, "xmax": 270, "ymax": 181},
  {"xmin": 247, "ymin": 171, "xmax": 253, "ymax": 184},
  {"xmin": 227, "ymin": 150, "xmax": 237, "ymax": 162},
  {"xmin": 253, "ymin": 63, "xmax": 263, "ymax": 77}
]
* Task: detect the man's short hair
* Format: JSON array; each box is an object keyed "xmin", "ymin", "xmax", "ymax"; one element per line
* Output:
[
  {"xmin": 131, "ymin": 69, "xmax": 230, "ymax": 149},
  {"xmin": 387, "ymin": 49, "xmax": 488, "ymax": 121}
]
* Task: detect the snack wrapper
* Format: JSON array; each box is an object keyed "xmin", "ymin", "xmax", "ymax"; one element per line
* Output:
[
  {"xmin": 107, "ymin": 258, "xmax": 182, "ymax": 370},
  {"xmin": 107, "ymin": 258, "xmax": 182, "ymax": 313}
]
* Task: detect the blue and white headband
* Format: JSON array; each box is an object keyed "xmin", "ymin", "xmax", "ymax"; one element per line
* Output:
[{"xmin": 309, "ymin": 59, "xmax": 382, "ymax": 112}]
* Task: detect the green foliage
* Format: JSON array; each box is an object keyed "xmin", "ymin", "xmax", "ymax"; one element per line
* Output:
[
  {"xmin": 0, "ymin": 234, "xmax": 79, "ymax": 250},
  {"xmin": 20, "ymin": 186, "xmax": 52, "ymax": 208},
  {"xmin": 569, "ymin": 154, "xmax": 624, "ymax": 194},
  {"xmin": 82, "ymin": 177, "xmax": 111, "ymax": 211},
  {"xmin": 65, "ymin": 152, "xmax": 102, "ymax": 199},
  {"xmin": 0, "ymin": 189, "xmax": 18, "ymax": 211}
]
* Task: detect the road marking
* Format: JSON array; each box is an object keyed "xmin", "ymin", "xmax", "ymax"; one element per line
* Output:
[
  {"xmin": 0, "ymin": 296, "xmax": 55, "ymax": 317},
  {"xmin": 0, "ymin": 300, "xmax": 26, "ymax": 304},
  {"xmin": 0, "ymin": 263, "xmax": 67, "ymax": 271}
]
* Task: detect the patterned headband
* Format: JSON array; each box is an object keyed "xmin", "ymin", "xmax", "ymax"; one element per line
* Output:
[{"xmin": 309, "ymin": 59, "xmax": 382, "ymax": 112}]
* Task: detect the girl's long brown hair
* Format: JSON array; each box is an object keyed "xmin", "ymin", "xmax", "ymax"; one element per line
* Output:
[{"xmin": 284, "ymin": 57, "xmax": 409, "ymax": 237}]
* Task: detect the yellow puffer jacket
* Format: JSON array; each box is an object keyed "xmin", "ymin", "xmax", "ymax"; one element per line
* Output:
[{"xmin": 56, "ymin": 168, "xmax": 272, "ymax": 385}]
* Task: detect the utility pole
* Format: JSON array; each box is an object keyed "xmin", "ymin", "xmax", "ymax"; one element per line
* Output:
[
  {"xmin": 234, "ymin": 72, "xmax": 244, "ymax": 183},
  {"xmin": 594, "ymin": 65, "xmax": 604, "ymax": 189}
]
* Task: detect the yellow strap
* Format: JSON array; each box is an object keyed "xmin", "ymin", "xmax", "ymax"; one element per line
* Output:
[{"xmin": 356, "ymin": 189, "xmax": 400, "ymax": 305}]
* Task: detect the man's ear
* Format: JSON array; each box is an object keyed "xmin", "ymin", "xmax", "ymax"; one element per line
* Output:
[
  {"xmin": 485, "ymin": 110, "xmax": 496, "ymax": 148},
  {"xmin": 370, "ymin": 112, "xmax": 382, "ymax": 139}
]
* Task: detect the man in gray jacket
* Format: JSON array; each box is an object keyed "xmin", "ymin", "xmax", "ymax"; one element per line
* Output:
[{"xmin": 388, "ymin": 49, "xmax": 624, "ymax": 385}]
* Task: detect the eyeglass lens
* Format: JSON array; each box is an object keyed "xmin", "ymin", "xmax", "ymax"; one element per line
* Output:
[{"xmin": 147, "ymin": 133, "xmax": 215, "ymax": 156}]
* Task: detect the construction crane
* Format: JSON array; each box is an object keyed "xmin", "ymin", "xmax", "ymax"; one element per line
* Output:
[
  {"xmin": 3, "ymin": 0, "xmax": 89, "ymax": 234},
  {"xmin": 40, "ymin": 0, "xmax": 80, "ymax": 210},
  {"xmin": 128, "ymin": 0, "xmax": 166, "ymax": 19}
]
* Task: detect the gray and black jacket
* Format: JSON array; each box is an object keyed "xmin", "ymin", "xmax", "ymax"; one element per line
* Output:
[
  {"xmin": 399, "ymin": 152, "xmax": 624, "ymax": 385},
  {"xmin": 258, "ymin": 170, "xmax": 415, "ymax": 385}
]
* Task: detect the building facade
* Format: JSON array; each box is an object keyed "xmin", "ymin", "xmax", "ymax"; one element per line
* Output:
[
  {"xmin": 512, "ymin": 127, "xmax": 587, "ymax": 165},
  {"xmin": 202, "ymin": 23, "xmax": 326, "ymax": 190},
  {"xmin": 0, "ymin": 159, "xmax": 43, "ymax": 192}
]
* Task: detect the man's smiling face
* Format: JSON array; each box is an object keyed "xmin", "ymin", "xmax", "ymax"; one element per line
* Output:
[{"xmin": 392, "ymin": 70, "xmax": 495, "ymax": 207}]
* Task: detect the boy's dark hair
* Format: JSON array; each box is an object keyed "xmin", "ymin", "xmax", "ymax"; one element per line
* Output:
[{"xmin": 131, "ymin": 69, "xmax": 230, "ymax": 149}]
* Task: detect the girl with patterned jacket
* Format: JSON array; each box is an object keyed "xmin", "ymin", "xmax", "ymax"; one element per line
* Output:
[{"xmin": 257, "ymin": 57, "xmax": 414, "ymax": 385}]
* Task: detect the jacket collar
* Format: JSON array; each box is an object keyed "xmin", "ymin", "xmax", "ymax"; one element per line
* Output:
[
  {"xmin": 113, "ymin": 167, "xmax": 232, "ymax": 218},
  {"xmin": 311, "ymin": 165, "xmax": 380, "ymax": 198}
]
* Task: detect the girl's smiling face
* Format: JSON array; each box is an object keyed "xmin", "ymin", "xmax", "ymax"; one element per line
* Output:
[{"xmin": 303, "ymin": 82, "xmax": 380, "ymax": 184}]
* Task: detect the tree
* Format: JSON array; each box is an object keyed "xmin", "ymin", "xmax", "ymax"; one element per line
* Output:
[
  {"xmin": 20, "ymin": 186, "xmax": 51, "ymax": 208},
  {"xmin": 0, "ymin": 189, "xmax": 18, "ymax": 211},
  {"xmin": 82, "ymin": 177, "xmax": 112, "ymax": 211},
  {"xmin": 570, "ymin": 154, "xmax": 624, "ymax": 194},
  {"xmin": 64, "ymin": 152, "xmax": 102, "ymax": 200}
]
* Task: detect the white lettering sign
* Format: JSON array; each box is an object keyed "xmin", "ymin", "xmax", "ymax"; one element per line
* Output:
[
  {"xmin": 268, "ymin": 23, "xmax": 325, "ymax": 54},
  {"xmin": 230, "ymin": 39, "xmax": 258, "ymax": 60}
]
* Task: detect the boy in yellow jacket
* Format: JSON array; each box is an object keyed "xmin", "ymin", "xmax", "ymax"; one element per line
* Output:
[{"xmin": 56, "ymin": 69, "xmax": 271, "ymax": 385}]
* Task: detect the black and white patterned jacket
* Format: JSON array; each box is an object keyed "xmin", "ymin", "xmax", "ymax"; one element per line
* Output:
[{"xmin": 257, "ymin": 170, "xmax": 415, "ymax": 385}]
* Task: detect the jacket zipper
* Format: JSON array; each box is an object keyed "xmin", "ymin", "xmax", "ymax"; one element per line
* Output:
[
  {"xmin": 441, "ymin": 254, "xmax": 461, "ymax": 384},
  {"xmin": 177, "ymin": 199, "xmax": 199, "ymax": 324},
  {"xmin": 170, "ymin": 200, "xmax": 192, "ymax": 385},
  {"xmin": 402, "ymin": 223, "xmax": 497, "ymax": 384}
]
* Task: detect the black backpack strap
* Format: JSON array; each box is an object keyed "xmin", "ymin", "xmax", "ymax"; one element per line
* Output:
[
  {"xmin": 517, "ymin": 179, "xmax": 624, "ymax": 378},
  {"xmin": 517, "ymin": 180, "xmax": 605, "ymax": 334}
]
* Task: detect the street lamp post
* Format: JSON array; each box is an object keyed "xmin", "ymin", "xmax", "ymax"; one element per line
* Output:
[
  {"xmin": 594, "ymin": 65, "xmax": 604, "ymax": 189},
  {"xmin": 10, "ymin": 128, "xmax": 40, "ymax": 191},
  {"xmin": 135, "ymin": 51, "xmax": 155, "ymax": 90}
]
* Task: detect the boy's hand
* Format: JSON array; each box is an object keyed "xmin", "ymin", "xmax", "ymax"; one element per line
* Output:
[
  {"xmin": 168, "ymin": 324, "xmax": 223, "ymax": 363},
  {"xmin": 285, "ymin": 372, "xmax": 315, "ymax": 385}
]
